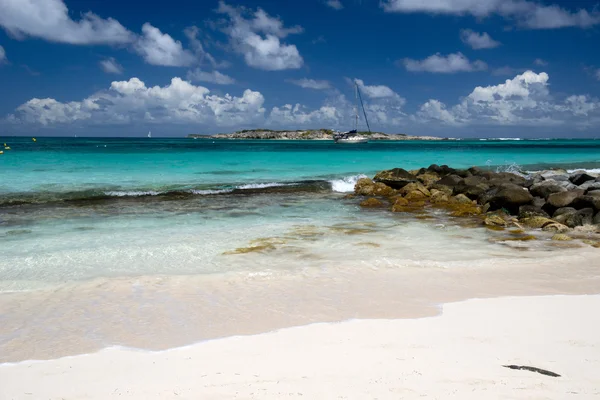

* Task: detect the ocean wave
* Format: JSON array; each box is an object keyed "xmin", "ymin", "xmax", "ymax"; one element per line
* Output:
[
  {"xmin": 104, "ymin": 190, "xmax": 162, "ymax": 197},
  {"xmin": 329, "ymin": 174, "xmax": 367, "ymax": 193},
  {"xmin": 236, "ymin": 182, "xmax": 294, "ymax": 190},
  {"xmin": 567, "ymin": 168, "xmax": 600, "ymax": 174}
]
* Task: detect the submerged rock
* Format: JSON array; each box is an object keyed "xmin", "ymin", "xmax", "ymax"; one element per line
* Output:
[
  {"xmin": 552, "ymin": 234, "xmax": 573, "ymax": 241},
  {"xmin": 518, "ymin": 205, "xmax": 549, "ymax": 219},
  {"xmin": 542, "ymin": 222, "xmax": 570, "ymax": 233},
  {"xmin": 484, "ymin": 214, "xmax": 508, "ymax": 228},
  {"xmin": 360, "ymin": 198, "xmax": 386, "ymax": 208},
  {"xmin": 562, "ymin": 208, "xmax": 594, "ymax": 228},
  {"xmin": 520, "ymin": 216, "xmax": 555, "ymax": 229},
  {"xmin": 398, "ymin": 182, "xmax": 430, "ymax": 197},
  {"xmin": 430, "ymin": 191, "xmax": 450, "ymax": 204}
]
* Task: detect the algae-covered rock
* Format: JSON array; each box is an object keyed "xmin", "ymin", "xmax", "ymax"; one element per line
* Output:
[
  {"xmin": 430, "ymin": 191, "xmax": 449, "ymax": 204},
  {"xmin": 546, "ymin": 190, "xmax": 583, "ymax": 209},
  {"xmin": 449, "ymin": 203, "xmax": 482, "ymax": 217},
  {"xmin": 518, "ymin": 205, "xmax": 549, "ymax": 219},
  {"xmin": 398, "ymin": 182, "xmax": 430, "ymax": 197},
  {"xmin": 390, "ymin": 197, "xmax": 409, "ymax": 212},
  {"xmin": 451, "ymin": 194, "xmax": 473, "ymax": 205},
  {"xmin": 519, "ymin": 216, "xmax": 554, "ymax": 229},
  {"xmin": 484, "ymin": 214, "xmax": 508, "ymax": 227},
  {"xmin": 552, "ymin": 234, "xmax": 573, "ymax": 241},
  {"xmin": 563, "ymin": 208, "xmax": 594, "ymax": 227},
  {"xmin": 404, "ymin": 190, "xmax": 428, "ymax": 201},
  {"xmin": 542, "ymin": 222, "xmax": 570, "ymax": 233},
  {"xmin": 417, "ymin": 172, "xmax": 440, "ymax": 187},
  {"xmin": 355, "ymin": 178, "xmax": 375, "ymax": 195},
  {"xmin": 360, "ymin": 198, "xmax": 385, "ymax": 208},
  {"xmin": 371, "ymin": 182, "xmax": 396, "ymax": 197}
]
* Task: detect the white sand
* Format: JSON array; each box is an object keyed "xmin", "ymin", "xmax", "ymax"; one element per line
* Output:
[{"xmin": 1, "ymin": 295, "xmax": 599, "ymax": 399}]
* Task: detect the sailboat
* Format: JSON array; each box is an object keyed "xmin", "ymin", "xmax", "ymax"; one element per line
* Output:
[
  {"xmin": 148, "ymin": 130, "xmax": 152, "ymax": 138},
  {"xmin": 333, "ymin": 81, "xmax": 370, "ymax": 144}
]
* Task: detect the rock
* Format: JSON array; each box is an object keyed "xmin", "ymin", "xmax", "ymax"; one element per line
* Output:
[
  {"xmin": 553, "ymin": 207, "xmax": 577, "ymax": 218},
  {"xmin": 541, "ymin": 169, "xmax": 568, "ymax": 180},
  {"xmin": 372, "ymin": 182, "xmax": 396, "ymax": 197},
  {"xmin": 545, "ymin": 190, "xmax": 584, "ymax": 211},
  {"xmin": 448, "ymin": 203, "xmax": 482, "ymax": 217},
  {"xmin": 430, "ymin": 191, "xmax": 449, "ymax": 204},
  {"xmin": 530, "ymin": 181, "xmax": 567, "ymax": 199},
  {"xmin": 542, "ymin": 222, "xmax": 570, "ymax": 233},
  {"xmin": 373, "ymin": 168, "xmax": 416, "ymax": 189},
  {"xmin": 398, "ymin": 182, "xmax": 430, "ymax": 197},
  {"xmin": 486, "ymin": 186, "xmax": 533, "ymax": 214},
  {"xmin": 454, "ymin": 178, "xmax": 490, "ymax": 200},
  {"xmin": 390, "ymin": 197, "xmax": 409, "ymax": 212},
  {"xmin": 430, "ymin": 185, "xmax": 453, "ymax": 196},
  {"xmin": 494, "ymin": 172, "xmax": 528, "ymax": 187},
  {"xmin": 416, "ymin": 172, "xmax": 440, "ymax": 188},
  {"xmin": 451, "ymin": 194, "xmax": 473, "ymax": 204},
  {"xmin": 586, "ymin": 190, "xmax": 600, "ymax": 198},
  {"xmin": 552, "ymin": 234, "xmax": 573, "ymax": 241},
  {"xmin": 354, "ymin": 178, "xmax": 375, "ymax": 196},
  {"xmin": 544, "ymin": 174, "xmax": 570, "ymax": 182},
  {"xmin": 533, "ymin": 196, "xmax": 546, "ymax": 208},
  {"xmin": 563, "ymin": 208, "xmax": 595, "ymax": 228},
  {"xmin": 578, "ymin": 181, "xmax": 600, "ymax": 192},
  {"xmin": 360, "ymin": 198, "xmax": 385, "ymax": 208},
  {"xmin": 520, "ymin": 216, "xmax": 554, "ymax": 229},
  {"xmin": 595, "ymin": 212, "xmax": 600, "ymax": 225},
  {"xmin": 468, "ymin": 166, "xmax": 483, "ymax": 176},
  {"xmin": 555, "ymin": 181, "xmax": 578, "ymax": 191},
  {"xmin": 434, "ymin": 174, "xmax": 463, "ymax": 189},
  {"xmin": 405, "ymin": 190, "xmax": 428, "ymax": 201},
  {"xmin": 518, "ymin": 205, "xmax": 549, "ymax": 219},
  {"xmin": 484, "ymin": 214, "xmax": 508, "ymax": 227},
  {"xmin": 453, "ymin": 169, "xmax": 472, "ymax": 178},
  {"xmin": 570, "ymin": 172, "xmax": 597, "ymax": 186},
  {"xmin": 570, "ymin": 195, "xmax": 600, "ymax": 211}
]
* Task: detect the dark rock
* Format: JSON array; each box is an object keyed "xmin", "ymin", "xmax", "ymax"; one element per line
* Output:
[
  {"xmin": 454, "ymin": 169, "xmax": 472, "ymax": 178},
  {"xmin": 486, "ymin": 186, "xmax": 534, "ymax": 214},
  {"xmin": 532, "ymin": 197, "xmax": 546, "ymax": 208},
  {"xmin": 438, "ymin": 165, "xmax": 456, "ymax": 176},
  {"xmin": 530, "ymin": 181, "xmax": 567, "ymax": 199},
  {"xmin": 454, "ymin": 176, "xmax": 490, "ymax": 200},
  {"xmin": 468, "ymin": 166, "xmax": 483, "ymax": 176},
  {"xmin": 587, "ymin": 190, "xmax": 600, "ymax": 197},
  {"xmin": 563, "ymin": 208, "xmax": 595, "ymax": 228},
  {"xmin": 580, "ymin": 181, "xmax": 600, "ymax": 192},
  {"xmin": 570, "ymin": 172, "xmax": 597, "ymax": 186},
  {"xmin": 570, "ymin": 195, "xmax": 600, "ymax": 211},
  {"xmin": 434, "ymin": 174, "xmax": 463, "ymax": 189},
  {"xmin": 519, "ymin": 205, "xmax": 549, "ymax": 219},
  {"xmin": 373, "ymin": 168, "xmax": 416, "ymax": 189},
  {"xmin": 360, "ymin": 198, "xmax": 386, "ymax": 208},
  {"xmin": 594, "ymin": 212, "xmax": 600, "ymax": 225},
  {"xmin": 495, "ymin": 172, "xmax": 528, "ymax": 187},
  {"xmin": 427, "ymin": 164, "xmax": 443, "ymax": 174}
]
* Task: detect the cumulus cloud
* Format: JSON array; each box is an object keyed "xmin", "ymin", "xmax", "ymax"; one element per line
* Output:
[
  {"xmin": 0, "ymin": 45, "xmax": 6, "ymax": 63},
  {"xmin": 402, "ymin": 52, "xmax": 487, "ymax": 73},
  {"xmin": 216, "ymin": 1, "xmax": 303, "ymax": 71},
  {"xmin": 460, "ymin": 29, "xmax": 500, "ymax": 49},
  {"xmin": 187, "ymin": 68, "xmax": 235, "ymax": 85},
  {"xmin": 0, "ymin": 0, "xmax": 134, "ymax": 44},
  {"xmin": 415, "ymin": 71, "xmax": 600, "ymax": 126},
  {"xmin": 381, "ymin": 0, "xmax": 600, "ymax": 29},
  {"xmin": 268, "ymin": 104, "xmax": 341, "ymax": 126},
  {"xmin": 288, "ymin": 79, "xmax": 331, "ymax": 90},
  {"xmin": 325, "ymin": 0, "xmax": 344, "ymax": 10},
  {"xmin": 595, "ymin": 69, "xmax": 600, "ymax": 81},
  {"xmin": 353, "ymin": 79, "xmax": 404, "ymax": 101},
  {"xmin": 134, "ymin": 23, "xmax": 195, "ymax": 67},
  {"xmin": 99, "ymin": 57, "xmax": 123, "ymax": 74},
  {"xmin": 8, "ymin": 77, "xmax": 265, "ymax": 127}
]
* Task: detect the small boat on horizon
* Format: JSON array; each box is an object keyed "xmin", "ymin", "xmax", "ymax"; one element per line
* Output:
[
  {"xmin": 333, "ymin": 81, "xmax": 370, "ymax": 144},
  {"xmin": 148, "ymin": 131, "xmax": 152, "ymax": 138}
]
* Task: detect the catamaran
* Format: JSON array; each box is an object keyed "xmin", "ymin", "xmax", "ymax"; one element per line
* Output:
[{"xmin": 333, "ymin": 81, "xmax": 370, "ymax": 144}]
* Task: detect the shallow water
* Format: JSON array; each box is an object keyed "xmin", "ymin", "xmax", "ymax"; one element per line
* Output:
[{"xmin": 2, "ymin": 137, "xmax": 600, "ymax": 361}]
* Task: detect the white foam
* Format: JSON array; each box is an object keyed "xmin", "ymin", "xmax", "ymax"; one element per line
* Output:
[
  {"xmin": 236, "ymin": 182, "xmax": 292, "ymax": 190},
  {"xmin": 567, "ymin": 168, "xmax": 600, "ymax": 174},
  {"xmin": 330, "ymin": 174, "xmax": 367, "ymax": 193},
  {"xmin": 104, "ymin": 190, "xmax": 161, "ymax": 197},
  {"xmin": 189, "ymin": 189, "xmax": 233, "ymax": 195}
]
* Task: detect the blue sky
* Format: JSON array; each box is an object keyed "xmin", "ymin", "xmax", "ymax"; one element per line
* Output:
[{"xmin": 1, "ymin": 0, "xmax": 600, "ymax": 137}]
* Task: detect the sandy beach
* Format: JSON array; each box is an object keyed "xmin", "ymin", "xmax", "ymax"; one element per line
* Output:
[{"xmin": 1, "ymin": 294, "xmax": 599, "ymax": 399}]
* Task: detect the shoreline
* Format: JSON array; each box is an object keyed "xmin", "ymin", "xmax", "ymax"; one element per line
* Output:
[{"xmin": 2, "ymin": 294, "xmax": 599, "ymax": 399}]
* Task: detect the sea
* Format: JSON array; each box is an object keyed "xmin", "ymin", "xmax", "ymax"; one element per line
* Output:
[{"xmin": 1, "ymin": 137, "xmax": 600, "ymax": 362}]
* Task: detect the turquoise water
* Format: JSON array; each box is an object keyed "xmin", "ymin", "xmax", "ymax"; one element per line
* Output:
[{"xmin": 1, "ymin": 137, "xmax": 600, "ymax": 290}]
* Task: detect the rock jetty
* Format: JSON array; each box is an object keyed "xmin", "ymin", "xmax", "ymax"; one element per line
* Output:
[
  {"xmin": 187, "ymin": 129, "xmax": 447, "ymax": 141},
  {"xmin": 353, "ymin": 165, "xmax": 600, "ymax": 244}
]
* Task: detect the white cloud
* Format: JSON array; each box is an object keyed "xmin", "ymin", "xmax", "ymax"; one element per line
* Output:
[
  {"xmin": 325, "ymin": 0, "xmax": 344, "ymax": 10},
  {"xmin": 187, "ymin": 68, "xmax": 235, "ymax": 85},
  {"xmin": 381, "ymin": 0, "xmax": 600, "ymax": 29},
  {"xmin": 184, "ymin": 26, "xmax": 227, "ymax": 69},
  {"xmin": 99, "ymin": 57, "xmax": 123, "ymax": 74},
  {"xmin": 534, "ymin": 58, "xmax": 548, "ymax": 66},
  {"xmin": 0, "ymin": 0, "xmax": 134, "ymax": 44},
  {"xmin": 216, "ymin": 1, "xmax": 303, "ymax": 71},
  {"xmin": 402, "ymin": 52, "xmax": 487, "ymax": 73},
  {"xmin": 268, "ymin": 104, "xmax": 341, "ymax": 126},
  {"xmin": 134, "ymin": 23, "xmax": 195, "ymax": 67},
  {"xmin": 415, "ymin": 71, "xmax": 600, "ymax": 126},
  {"xmin": 353, "ymin": 79, "xmax": 404, "ymax": 101},
  {"xmin": 0, "ymin": 45, "xmax": 6, "ymax": 63},
  {"xmin": 8, "ymin": 77, "xmax": 265, "ymax": 127},
  {"xmin": 595, "ymin": 69, "xmax": 600, "ymax": 81},
  {"xmin": 288, "ymin": 79, "xmax": 331, "ymax": 90},
  {"xmin": 460, "ymin": 29, "xmax": 500, "ymax": 49}
]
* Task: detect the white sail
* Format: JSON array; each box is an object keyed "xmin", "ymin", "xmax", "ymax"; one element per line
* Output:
[{"xmin": 148, "ymin": 131, "xmax": 152, "ymax": 138}]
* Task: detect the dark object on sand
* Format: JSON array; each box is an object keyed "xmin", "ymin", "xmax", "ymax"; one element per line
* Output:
[{"xmin": 503, "ymin": 365, "xmax": 561, "ymax": 377}]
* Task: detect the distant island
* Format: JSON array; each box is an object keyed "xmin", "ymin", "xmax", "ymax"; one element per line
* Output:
[{"xmin": 187, "ymin": 129, "xmax": 449, "ymax": 141}]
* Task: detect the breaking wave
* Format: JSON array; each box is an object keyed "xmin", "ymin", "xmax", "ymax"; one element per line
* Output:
[{"xmin": 329, "ymin": 174, "xmax": 367, "ymax": 193}]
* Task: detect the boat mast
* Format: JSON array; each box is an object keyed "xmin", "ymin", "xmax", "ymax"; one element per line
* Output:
[{"xmin": 354, "ymin": 82, "xmax": 359, "ymax": 131}]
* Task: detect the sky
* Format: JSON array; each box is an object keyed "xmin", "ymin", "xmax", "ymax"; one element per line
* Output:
[{"xmin": 0, "ymin": 0, "xmax": 600, "ymax": 138}]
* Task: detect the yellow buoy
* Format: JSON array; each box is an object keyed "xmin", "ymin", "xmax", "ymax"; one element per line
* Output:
[{"xmin": 32, "ymin": 138, "xmax": 37, "ymax": 142}]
